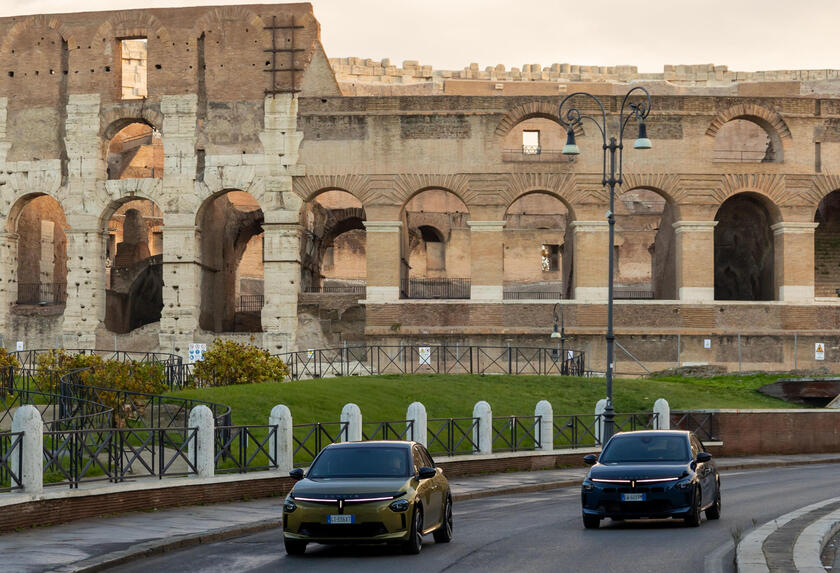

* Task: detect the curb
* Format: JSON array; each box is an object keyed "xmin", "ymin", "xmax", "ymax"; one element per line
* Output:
[{"xmin": 45, "ymin": 458, "xmax": 840, "ymax": 573}]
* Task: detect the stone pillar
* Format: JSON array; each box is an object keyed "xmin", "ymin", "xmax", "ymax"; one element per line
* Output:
[
  {"xmin": 159, "ymin": 216, "xmax": 201, "ymax": 356},
  {"xmin": 12, "ymin": 405, "xmax": 43, "ymax": 494},
  {"xmin": 341, "ymin": 403, "xmax": 362, "ymax": 442},
  {"xmin": 363, "ymin": 221, "xmax": 402, "ymax": 302},
  {"xmin": 406, "ymin": 401, "xmax": 427, "ymax": 446},
  {"xmin": 653, "ymin": 398, "xmax": 670, "ymax": 430},
  {"xmin": 673, "ymin": 221, "xmax": 717, "ymax": 302},
  {"xmin": 262, "ymin": 221, "xmax": 301, "ymax": 354},
  {"xmin": 473, "ymin": 400, "xmax": 492, "ymax": 454},
  {"xmin": 771, "ymin": 222, "xmax": 819, "ymax": 302},
  {"xmin": 62, "ymin": 220, "xmax": 106, "ymax": 348},
  {"xmin": 270, "ymin": 404, "xmax": 294, "ymax": 472},
  {"xmin": 595, "ymin": 398, "xmax": 607, "ymax": 444},
  {"xmin": 0, "ymin": 233, "xmax": 19, "ymax": 340},
  {"xmin": 188, "ymin": 405, "xmax": 215, "ymax": 479},
  {"xmin": 467, "ymin": 221, "xmax": 505, "ymax": 300},
  {"xmin": 535, "ymin": 400, "xmax": 553, "ymax": 452},
  {"xmin": 571, "ymin": 221, "xmax": 609, "ymax": 301}
]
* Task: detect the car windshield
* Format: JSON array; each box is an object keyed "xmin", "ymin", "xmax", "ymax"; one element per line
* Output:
[
  {"xmin": 308, "ymin": 446, "xmax": 411, "ymax": 478},
  {"xmin": 599, "ymin": 435, "xmax": 690, "ymax": 463}
]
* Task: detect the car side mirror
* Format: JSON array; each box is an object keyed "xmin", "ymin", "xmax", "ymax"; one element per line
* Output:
[
  {"xmin": 583, "ymin": 454, "xmax": 598, "ymax": 466},
  {"xmin": 418, "ymin": 466, "xmax": 436, "ymax": 480},
  {"xmin": 696, "ymin": 452, "xmax": 712, "ymax": 463},
  {"xmin": 289, "ymin": 468, "xmax": 305, "ymax": 481}
]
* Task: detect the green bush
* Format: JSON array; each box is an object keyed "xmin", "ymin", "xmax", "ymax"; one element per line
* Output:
[
  {"xmin": 34, "ymin": 350, "xmax": 104, "ymax": 393},
  {"xmin": 193, "ymin": 339, "xmax": 289, "ymax": 386},
  {"xmin": 0, "ymin": 348, "xmax": 20, "ymax": 370}
]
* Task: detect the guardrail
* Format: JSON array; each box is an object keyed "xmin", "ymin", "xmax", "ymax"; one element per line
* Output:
[
  {"xmin": 492, "ymin": 415, "xmax": 541, "ymax": 452},
  {"xmin": 293, "ymin": 421, "xmax": 349, "ymax": 464},
  {"xmin": 16, "ymin": 282, "xmax": 67, "ymax": 305},
  {"xmin": 214, "ymin": 425, "xmax": 277, "ymax": 474},
  {"xmin": 428, "ymin": 417, "xmax": 480, "ymax": 456},
  {"xmin": 671, "ymin": 410, "xmax": 717, "ymax": 441},
  {"xmin": 400, "ymin": 277, "xmax": 470, "ymax": 299},
  {"xmin": 362, "ymin": 420, "xmax": 414, "ymax": 442},
  {"xmin": 0, "ymin": 432, "xmax": 22, "ymax": 493}
]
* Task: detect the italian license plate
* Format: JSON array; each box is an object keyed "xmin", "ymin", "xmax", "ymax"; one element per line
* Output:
[
  {"xmin": 327, "ymin": 514, "xmax": 355, "ymax": 524},
  {"xmin": 621, "ymin": 493, "xmax": 646, "ymax": 502}
]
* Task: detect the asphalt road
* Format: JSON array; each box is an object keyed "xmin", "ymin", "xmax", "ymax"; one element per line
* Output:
[{"xmin": 108, "ymin": 464, "xmax": 840, "ymax": 573}]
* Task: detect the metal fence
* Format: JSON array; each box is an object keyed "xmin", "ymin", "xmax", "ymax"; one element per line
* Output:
[
  {"xmin": 502, "ymin": 290, "xmax": 564, "ymax": 300},
  {"xmin": 427, "ymin": 417, "xmax": 480, "ymax": 456},
  {"xmin": 492, "ymin": 415, "xmax": 542, "ymax": 452},
  {"xmin": 277, "ymin": 345, "xmax": 586, "ymax": 380},
  {"xmin": 671, "ymin": 410, "xmax": 718, "ymax": 441},
  {"xmin": 613, "ymin": 290, "xmax": 655, "ymax": 300},
  {"xmin": 236, "ymin": 295, "xmax": 265, "ymax": 313},
  {"xmin": 400, "ymin": 278, "xmax": 470, "ymax": 299},
  {"xmin": 304, "ymin": 281, "xmax": 366, "ymax": 295},
  {"xmin": 16, "ymin": 282, "xmax": 67, "ymax": 305},
  {"xmin": 0, "ymin": 432, "xmax": 23, "ymax": 492},
  {"xmin": 293, "ymin": 422, "xmax": 348, "ymax": 465},
  {"xmin": 552, "ymin": 414, "xmax": 602, "ymax": 448},
  {"xmin": 362, "ymin": 420, "xmax": 415, "ymax": 442},
  {"xmin": 42, "ymin": 427, "xmax": 198, "ymax": 488},
  {"xmin": 214, "ymin": 425, "xmax": 277, "ymax": 474}
]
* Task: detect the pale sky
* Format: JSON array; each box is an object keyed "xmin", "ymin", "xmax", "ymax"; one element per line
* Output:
[{"xmin": 0, "ymin": 0, "xmax": 837, "ymax": 73}]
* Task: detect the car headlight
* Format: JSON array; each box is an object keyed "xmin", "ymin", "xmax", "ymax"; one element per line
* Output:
[
  {"xmin": 582, "ymin": 481, "xmax": 594, "ymax": 491},
  {"xmin": 284, "ymin": 499, "xmax": 297, "ymax": 513},
  {"xmin": 674, "ymin": 477, "xmax": 693, "ymax": 490},
  {"xmin": 389, "ymin": 499, "xmax": 410, "ymax": 512}
]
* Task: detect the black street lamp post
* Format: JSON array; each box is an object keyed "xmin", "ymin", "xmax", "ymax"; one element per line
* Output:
[
  {"xmin": 551, "ymin": 302, "xmax": 567, "ymax": 375},
  {"xmin": 559, "ymin": 87, "xmax": 652, "ymax": 442}
]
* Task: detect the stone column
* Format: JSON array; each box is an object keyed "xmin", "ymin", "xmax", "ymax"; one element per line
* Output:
[
  {"xmin": 270, "ymin": 404, "xmax": 294, "ymax": 472},
  {"xmin": 159, "ymin": 215, "xmax": 201, "ymax": 356},
  {"xmin": 595, "ymin": 398, "xmax": 607, "ymax": 444},
  {"xmin": 467, "ymin": 221, "xmax": 505, "ymax": 300},
  {"xmin": 0, "ymin": 233, "xmax": 19, "ymax": 341},
  {"xmin": 535, "ymin": 400, "xmax": 553, "ymax": 452},
  {"xmin": 673, "ymin": 221, "xmax": 718, "ymax": 302},
  {"xmin": 62, "ymin": 219, "xmax": 106, "ymax": 348},
  {"xmin": 571, "ymin": 221, "xmax": 609, "ymax": 301},
  {"xmin": 771, "ymin": 222, "xmax": 819, "ymax": 302},
  {"xmin": 406, "ymin": 401, "xmax": 427, "ymax": 447},
  {"xmin": 262, "ymin": 221, "xmax": 301, "ymax": 354},
  {"xmin": 12, "ymin": 405, "xmax": 43, "ymax": 494},
  {"xmin": 341, "ymin": 403, "xmax": 362, "ymax": 442},
  {"xmin": 473, "ymin": 400, "xmax": 492, "ymax": 455},
  {"xmin": 653, "ymin": 398, "xmax": 670, "ymax": 430},
  {"xmin": 363, "ymin": 221, "xmax": 403, "ymax": 302},
  {"xmin": 188, "ymin": 405, "xmax": 215, "ymax": 479}
]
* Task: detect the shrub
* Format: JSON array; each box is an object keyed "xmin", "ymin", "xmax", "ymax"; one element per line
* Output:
[
  {"xmin": 0, "ymin": 348, "xmax": 20, "ymax": 370},
  {"xmin": 34, "ymin": 350, "xmax": 104, "ymax": 393},
  {"xmin": 193, "ymin": 339, "xmax": 289, "ymax": 386}
]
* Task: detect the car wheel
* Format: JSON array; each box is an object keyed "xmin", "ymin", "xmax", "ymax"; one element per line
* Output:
[
  {"xmin": 582, "ymin": 514, "xmax": 600, "ymax": 529},
  {"xmin": 684, "ymin": 487, "xmax": 702, "ymax": 527},
  {"xmin": 284, "ymin": 538, "xmax": 307, "ymax": 556},
  {"xmin": 403, "ymin": 505, "xmax": 423, "ymax": 554},
  {"xmin": 706, "ymin": 484, "xmax": 722, "ymax": 520},
  {"xmin": 433, "ymin": 495, "xmax": 453, "ymax": 543}
]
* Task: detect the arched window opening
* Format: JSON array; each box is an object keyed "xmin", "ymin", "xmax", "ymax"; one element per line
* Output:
[
  {"xmin": 14, "ymin": 195, "xmax": 68, "ymax": 306},
  {"xmin": 713, "ymin": 118, "xmax": 781, "ymax": 163},
  {"xmin": 714, "ymin": 194, "xmax": 775, "ymax": 301},
  {"xmin": 104, "ymin": 198, "xmax": 163, "ymax": 333},
  {"xmin": 815, "ymin": 190, "xmax": 840, "ymax": 297},
  {"xmin": 301, "ymin": 190, "xmax": 366, "ymax": 294},
  {"xmin": 403, "ymin": 189, "xmax": 470, "ymax": 299},
  {"xmin": 502, "ymin": 118, "xmax": 566, "ymax": 162},
  {"xmin": 503, "ymin": 193, "xmax": 568, "ymax": 299},
  {"xmin": 614, "ymin": 188, "xmax": 673, "ymax": 300},
  {"xmin": 107, "ymin": 122, "xmax": 163, "ymax": 180},
  {"xmin": 198, "ymin": 190, "xmax": 264, "ymax": 332}
]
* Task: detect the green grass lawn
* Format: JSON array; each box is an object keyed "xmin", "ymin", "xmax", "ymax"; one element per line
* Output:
[{"xmin": 168, "ymin": 372, "xmax": 796, "ymax": 427}]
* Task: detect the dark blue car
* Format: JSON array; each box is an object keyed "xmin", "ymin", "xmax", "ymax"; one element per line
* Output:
[{"xmin": 580, "ymin": 430, "xmax": 720, "ymax": 529}]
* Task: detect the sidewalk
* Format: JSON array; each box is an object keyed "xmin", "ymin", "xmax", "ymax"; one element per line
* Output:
[{"xmin": 4, "ymin": 453, "xmax": 840, "ymax": 573}]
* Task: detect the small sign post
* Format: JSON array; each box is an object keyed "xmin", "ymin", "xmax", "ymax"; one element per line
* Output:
[
  {"xmin": 418, "ymin": 346, "xmax": 431, "ymax": 366},
  {"xmin": 815, "ymin": 343, "xmax": 826, "ymax": 361},
  {"xmin": 188, "ymin": 343, "xmax": 207, "ymax": 364},
  {"xmin": 704, "ymin": 339, "xmax": 711, "ymax": 349},
  {"xmin": 15, "ymin": 341, "xmax": 23, "ymax": 352}
]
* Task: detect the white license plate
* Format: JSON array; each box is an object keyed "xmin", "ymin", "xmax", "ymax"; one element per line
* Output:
[
  {"xmin": 621, "ymin": 493, "xmax": 646, "ymax": 502},
  {"xmin": 327, "ymin": 514, "xmax": 355, "ymax": 524}
]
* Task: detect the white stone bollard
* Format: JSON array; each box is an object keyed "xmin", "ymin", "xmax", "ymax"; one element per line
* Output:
[
  {"xmin": 270, "ymin": 405, "xmax": 294, "ymax": 472},
  {"xmin": 12, "ymin": 405, "xmax": 43, "ymax": 494},
  {"xmin": 535, "ymin": 400, "xmax": 553, "ymax": 452},
  {"xmin": 595, "ymin": 399, "xmax": 607, "ymax": 445},
  {"xmin": 653, "ymin": 398, "xmax": 670, "ymax": 430},
  {"xmin": 473, "ymin": 400, "xmax": 492, "ymax": 455},
  {"xmin": 188, "ymin": 405, "xmax": 215, "ymax": 479},
  {"xmin": 406, "ymin": 402, "xmax": 427, "ymax": 447},
  {"xmin": 341, "ymin": 403, "xmax": 362, "ymax": 442}
]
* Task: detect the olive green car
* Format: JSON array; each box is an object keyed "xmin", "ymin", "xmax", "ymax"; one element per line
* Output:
[{"xmin": 282, "ymin": 441, "xmax": 453, "ymax": 555}]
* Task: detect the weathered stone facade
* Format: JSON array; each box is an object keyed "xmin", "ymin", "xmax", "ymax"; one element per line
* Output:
[{"xmin": 1, "ymin": 4, "xmax": 840, "ymax": 370}]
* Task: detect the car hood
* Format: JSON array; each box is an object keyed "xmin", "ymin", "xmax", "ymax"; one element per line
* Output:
[
  {"xmin": 588, "ymin": 463, "xmax": 690, "ymax": 480},
  {"xmin": 291, "ymin": 477, "xmax": 412, "ymax": 499}
]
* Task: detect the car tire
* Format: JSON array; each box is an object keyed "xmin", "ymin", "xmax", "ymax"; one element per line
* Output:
[
  {"xmin": 284, "ymin": 538, "xmax": 307, "ymax": 556},
  {"xmin": 433, "ymin": 495, "xmax": 453, "ymax": 543},
  {"xmin": 582, "ymin": 514, "xmax": 600, "ymax": 529},
  {"xmin": 706, "ymin": 485, "xmax": 722, "ymax": 520},
  {"xmin": 403, "ymin": 505, "xmax": 423, "ymax": 555},
  {"xmin": 684, "ymin": 487, "xmax": 702, "ymax": 527}
]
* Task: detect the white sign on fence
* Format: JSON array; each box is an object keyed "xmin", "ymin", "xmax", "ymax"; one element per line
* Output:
[
  {"xmin": 567, "ymin": 350, "xmax": 574, "ymax": 360},
  {"xmin": 188, "ymin": 343, "xmax": 207, "ymax": 364},
  {"xmin": 704, "ymin": 339, "xmax": 711, "ymax": 349},
  {"xmin": 418, "ymin": 346, "xmax": 431, "ymax": 366},
  {"xmin": 307, "ymin": 349, "xmax": 314, "ymax": 360},
  {"xmin": 15, "ymin": 341, "xmax": 23, "ymax": 351},
  {"xmin": 816, "ymin": 343, "xmax": 826, "ymax": 361}
]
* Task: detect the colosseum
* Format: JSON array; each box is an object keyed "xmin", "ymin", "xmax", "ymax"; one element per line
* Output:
[{"xmin": 1, "ymin": 3, "xmax": 839, "ymax": 372}]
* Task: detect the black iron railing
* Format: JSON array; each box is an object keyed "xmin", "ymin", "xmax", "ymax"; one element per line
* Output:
[
  {"xmin": 304, "ymin": 281, "xmax": 366, "ymax": 295},
  {"xmin": 503, "ymin": 290, "xmax": 564, "ymax": 300},
  {"xmin": 293, "ymin": 422, "xmax": 348, "ymax": 465},
  {"xmin": 552, "ymin": 414, "xmax": 603, "ymax": 448},
  {"xmin": 671, "ymin": 410, "xmax": 718, "ymax": 442},
  {"xmin": 613, "ymin": 411, "xmax": 659, "ymax": 433},
  {"xmin": 427, "ymin": 417, "xmax": 480, "ymax": 456},
  {"xmin": 362, "ymin": 420, "xmax": 414, "ymax": 442},
  {"xmin": 400, "ymin": 278, "xmax": 470, "ymax": 299},
  {"xmin": 214, "ymin": 425, "xmax": 277, "ymax": 474},
  {"xmin": 613, "ymin": 290, "xmax": 655, "ymax": 300},
  {"xmin": 236, "ymin": 294, "xmax": 264, "ymax": 313},
  {"xmin": 16, "ymin": 283, "xmax": 67, "ymax": 305},
  {"xmin": 0, "ymin": 432, "xmax": 23, "ymax": 492},
  {"xmin": 492, "ymin": 415, "xmax": 542, "ymax": 452}
]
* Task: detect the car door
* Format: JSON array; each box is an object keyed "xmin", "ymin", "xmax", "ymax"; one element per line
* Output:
[
  {"xmin": 691, "ymin": 435, "xmax": 714, "ymax": 507},
  {"xmin": 420, "ymin": 445, "xmax": 444, "ymax": 526},
  {"xmin": 412, "ymin": 446, "xmax": 434, "ymax": 530}
]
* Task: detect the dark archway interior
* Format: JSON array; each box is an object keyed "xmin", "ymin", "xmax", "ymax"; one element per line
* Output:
[
  {"xmin": 815, "ymin": 190, "xmax": 840, "ymax": 297},
  {"xmin": 15, "ymin": 195, "xmax": 68, "ymax": 305},
  {"xmin": 714, "ymin": 194, "xmax": 775, "ymax": 301}
]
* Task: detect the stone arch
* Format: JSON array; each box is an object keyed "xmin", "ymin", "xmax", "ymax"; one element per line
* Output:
[
  {"xmin": 94, "ymin": 12, "xmax": 171, "ymax": 45},
  {"xmin": 814, "ymin": 189, "xmax": 840, "ymax": 297},
  {"xmin": 294, "ymin": 177, "xmax": 372, "ymax": 208},
  {"xmin": 706, "ymin": 103, "xmax": 792, "ymax": 140},
  {"xmin": 392, "ymin": 174, "xmax": 472, "ymax": 207},
  {"xmin": 494, "ymin": 102, "xmax": 585, "ymax": 138},
  {"xmin": 105, "ymin": 119, "xmax": 163, "ymax": 180},
  {"xmin": 103, "ymin": 114, "xmax": 163, "ymax": 141},
  {"xmin": 190, "ymin": 6, "xmax": 266, "ymax": 37},
  {"xmin": 0, "ymin": 14, "xmax": 73, "ymax": 54}
]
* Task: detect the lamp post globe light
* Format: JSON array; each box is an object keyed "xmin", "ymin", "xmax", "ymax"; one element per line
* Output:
[{"xmin": 559, "ymin": 87, "xmax": 652, "ymax": 442}]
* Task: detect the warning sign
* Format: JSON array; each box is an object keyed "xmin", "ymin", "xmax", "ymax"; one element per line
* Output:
[
  {"xmin": 816, "ymin": 343, "xmax": 826, "ymax": 361},
  {"xmin": 418, "ymin": 347, "xmax": 431, "ymax": 366}
]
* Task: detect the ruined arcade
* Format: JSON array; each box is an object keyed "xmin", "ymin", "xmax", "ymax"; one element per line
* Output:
[{"xmin": 1, "ymin": 3, "xmax": 839, "ymax": 371}]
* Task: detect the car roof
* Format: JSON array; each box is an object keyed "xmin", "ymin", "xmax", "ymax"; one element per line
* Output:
[
  {"xmin": 611, "ymin": 430, "xmax": 692, "ymax": 438},
  {"xmin": 322, "ymin": 441, "xmax": 416, "ymax": 449}
]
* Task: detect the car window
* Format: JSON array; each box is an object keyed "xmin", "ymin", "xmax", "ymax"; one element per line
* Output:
[
  {"xmin": 412, "ymin": 446, "xmax": 424, "ymax": 473},
  {"xmin": 689, "ymin": 436, "xmax": 700, "ymax": 458},
  {"xmin": 419, "ymin": 445, "xmax": 435, "ymax": 468},
  {"xmin": 308, "ymin": 446, "xmax": 411, "ymax": 478},
  {"xmin": 599, "ymin": 434, "xmax": 691, "ymax": 463}
]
